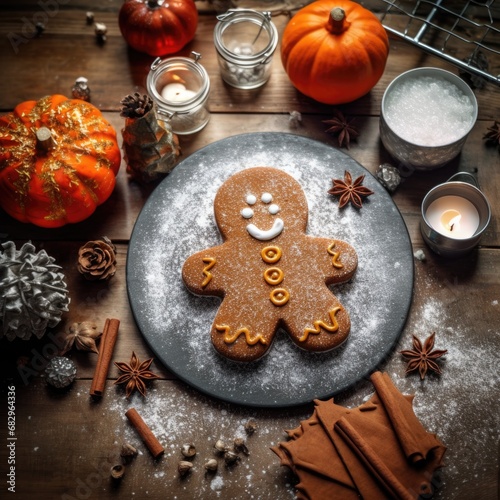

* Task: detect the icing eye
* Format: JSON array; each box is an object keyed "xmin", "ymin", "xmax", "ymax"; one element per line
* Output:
[
  {"xmin": 261, "ymin": 192, "xmax": 273, "ymax": 204},
  {"xmin": 241, "ymin": 207, "xmax": 254, "ymax": 219},
  {"xmin": 246, "ymin": 194, "xmax": 257, "ymax": 205},
  {"xmin": 268, "ymin": 204, "xmax": 280, "ymax": 215}
]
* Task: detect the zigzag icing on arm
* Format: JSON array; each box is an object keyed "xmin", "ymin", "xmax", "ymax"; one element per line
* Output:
[
  {"xmin": 201, "ymin": 257, "xmax": 216, "ymax": 288},
  {"xmin": 327, "ymin": 242, "xmax": 343, "ymax": 269}
]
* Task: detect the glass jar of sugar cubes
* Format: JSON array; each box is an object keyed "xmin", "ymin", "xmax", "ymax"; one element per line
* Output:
[{"xmin": 214, "ymin": 10, "xmax": 278, "ymax": 89}]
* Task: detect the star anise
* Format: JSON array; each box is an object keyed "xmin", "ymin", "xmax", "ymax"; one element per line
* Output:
[
  {"xmin": 323, "ymin": 110, "xmax": 359, "ymax": 149},
  {"xmin": 400, "ymin": 332, "xmax": 447, "ymax": 380},
  {"xmin": 328, "ymin": 170, "xmax": 374, "ymax": 208},
  {"xmin": 114, "ymin": 352, "xmax": 160, "ymax": 398},
  {"xmin": 483, "ymin": 120, "xmax": 500, "ymax": 148}
]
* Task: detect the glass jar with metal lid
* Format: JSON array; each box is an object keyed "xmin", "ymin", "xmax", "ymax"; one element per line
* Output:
[
  {"xmin": 214, "ymin": 10, "xmax": 278, "ymax": 90},
  {"xmin": 146, "ymin": 52, "xmax": 210, "ymax": 135}
]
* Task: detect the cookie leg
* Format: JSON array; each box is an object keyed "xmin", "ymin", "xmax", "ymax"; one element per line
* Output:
[
  {"xmin": 283, "ymin": 295, "xmax": 351, "ymax": 352},
  {"xmin": 210, "ymin": 301, "xmax": 278, "ymax": 362}
]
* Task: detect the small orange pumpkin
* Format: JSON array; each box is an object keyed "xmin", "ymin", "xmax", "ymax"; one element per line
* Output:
[
  {"xmin": 281, "ymin": 1, "xmax": 390, "ymax": 105},
  {"xmin": 0, "ymin": 95, "xmax": 121, "ymax": 228}
]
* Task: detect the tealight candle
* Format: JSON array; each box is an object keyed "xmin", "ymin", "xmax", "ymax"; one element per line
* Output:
[
  {"xmin": 425, "ymin": 195, "xmax": 480, "ymax": 239},
  {"xmin": 420, "ymin": 173, "xmax": 491, "ymax": 257},
  {"xmin": 161, "ymin": 82, "xmax": 196, "ymax": 103}
]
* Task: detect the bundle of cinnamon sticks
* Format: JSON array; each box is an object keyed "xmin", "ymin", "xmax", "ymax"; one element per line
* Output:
[{"xmin": 272, "ymin": 372, "xmax": 446, "ymax": 499}]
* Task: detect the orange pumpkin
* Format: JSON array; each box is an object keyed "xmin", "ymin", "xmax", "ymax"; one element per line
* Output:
[
  {"xmin": 0, "ymin": 95, "xmax": 121, "ymax": 228},
  {"xmin": 281, "ymin": 1, "xmax": 390, "ymax": 105}
]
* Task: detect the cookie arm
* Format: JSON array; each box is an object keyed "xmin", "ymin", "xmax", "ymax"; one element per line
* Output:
[
  {"xmin": 182, "ymin": 245, "xmax": 226, "ymax": 297},
  {"xmin": 307, "ymin": 236, "xmax": 358, "ymax": 285}
]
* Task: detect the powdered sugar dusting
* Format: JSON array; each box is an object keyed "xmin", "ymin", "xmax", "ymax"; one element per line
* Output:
[{"xmin": 127, "ymin": 134, "xmax": 413, "ymax": 406}]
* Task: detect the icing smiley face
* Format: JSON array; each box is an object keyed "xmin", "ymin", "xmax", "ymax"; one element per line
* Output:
[
  {"xmin": 182, "ymin": 167, "xmax": 358, "ymax": 362},
  {"xmin": 213, "ymin": 168, "xmax": 309, "ymax": 242},
  {"xmin": 241, "ymin": 192, "xmax": 283, "ymax": 241}
]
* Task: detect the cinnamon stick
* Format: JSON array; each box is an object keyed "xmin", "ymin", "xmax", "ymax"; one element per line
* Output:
[
  {"xmin": 370, "ymin": 371, "xmax": 442, "ymax": 464},
  {"xmin": 335, "ymin": 417, "xmax": 414, "ymax": 500},
  {"xmin": 125, "ymin": 408, "xmax": 164, "ymax": 459},
  {"xmin": 89, "ymin": 318, "xmax": 120, "ymax": 397}
]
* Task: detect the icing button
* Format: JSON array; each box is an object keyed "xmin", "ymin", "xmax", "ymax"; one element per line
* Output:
[
  {"xmin": 261, "ymin": 246, "xmax": 282, "ymax": 263},
  {"xmin": 270, "ymin": 288, "xmax": 290, "ymax": 306},
  {"xmin": 264, "ymin": 267, "xmax": 284, "ymax": 285}
]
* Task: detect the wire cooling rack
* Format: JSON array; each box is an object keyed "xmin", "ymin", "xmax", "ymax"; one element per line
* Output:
[{"xmin": 379, "ymin": 0, "xmax": 500, "ymax": 86}]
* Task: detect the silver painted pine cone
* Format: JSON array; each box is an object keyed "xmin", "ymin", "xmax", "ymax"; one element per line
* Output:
[
  {"xmin": 45, "ymin": 356, "xmax": 77, "ymax": 388},
  {"xmin": 0, "ymin": 241, "xmax": 70, "ymax": 341}
]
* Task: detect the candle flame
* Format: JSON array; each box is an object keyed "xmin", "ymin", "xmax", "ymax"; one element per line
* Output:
[
  {"xmin": 171, "ymin": 74, "xmax": 186, "ymax": 85},
  {"xmin": 448, "ymin": 213, "xmax": 461, "ymax": 232}
]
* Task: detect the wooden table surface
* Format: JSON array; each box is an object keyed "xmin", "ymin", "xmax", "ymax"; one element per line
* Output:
[{"xmin": 1, "ymin": 1, "xmax": 499, "ymax": 499}]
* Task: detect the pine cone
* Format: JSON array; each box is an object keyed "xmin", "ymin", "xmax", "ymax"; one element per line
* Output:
[
  {"xmin": 0, "ymin": 241, "xmax": 70, "ymax": 341},
  {"xmin": 120, "ymin": 93, "xmax": 153, "ymax": 119},
  {"xmin": 77, "ymin": 237, "xmax": 117, "ymax": 281}
]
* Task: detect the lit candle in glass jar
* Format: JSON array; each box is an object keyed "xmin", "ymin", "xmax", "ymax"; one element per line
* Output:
[
  {"xmin": 161, "ymin": 79, "xmax": 197, "ymax": 103},
  {"xmin": 146, "ymin": 52, "xmax": 211, "ymax": 135},
  {"xmin": 425, "ymin": 195, "xmax": 480, "ymax": 239}
]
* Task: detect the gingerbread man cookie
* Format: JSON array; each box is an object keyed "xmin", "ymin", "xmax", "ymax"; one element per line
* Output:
[{"xmin": 182, "ymin": 167, "xmax": 358, "ymax": 362}]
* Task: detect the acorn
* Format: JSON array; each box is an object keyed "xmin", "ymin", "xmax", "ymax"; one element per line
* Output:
[
  {"xmin": 234, "ymin": 437, "xmax": 249, "ymax": 455},
  {"xmin": 94, "ymin": 22, "xmax": 107, "ymax": 43},
  {"xmin": 204, "ymin": 458, "xmax": 218, "ymax": 473},
  {"xmin": 244, "ymin": 420, "xmax": 257, "ymax": 435},
  {"xmin": 120, "ymin": 442, "xmax": 138, "ymax": 462},
  {"xmin": 224, "ymin": 451, "xmax": 240, "ymax": 467},
  {"xmin": 214, "ymin": 439, "xmax": 227, "ymax": 455},
  {"xmin": 178, "ymin": 461, "xmax": 193, "ymax": 477},
  {"xmin": 110, "ymin": 464, "xmax": 125, "ymax": 480},
  {"xmin": 181, "ymin": 443, "xmax": 196, "ymax": 458}
]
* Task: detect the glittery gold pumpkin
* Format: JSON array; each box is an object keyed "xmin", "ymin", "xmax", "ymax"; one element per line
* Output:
[{"xmin": 0, "ymin": 95, "xmax": 121, "ymax": 228}]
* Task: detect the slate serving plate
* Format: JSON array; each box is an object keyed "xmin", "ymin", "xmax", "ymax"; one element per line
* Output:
[{"xmin": 126, "ymin": 133, "xmax": 413, "ymax": 407}]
